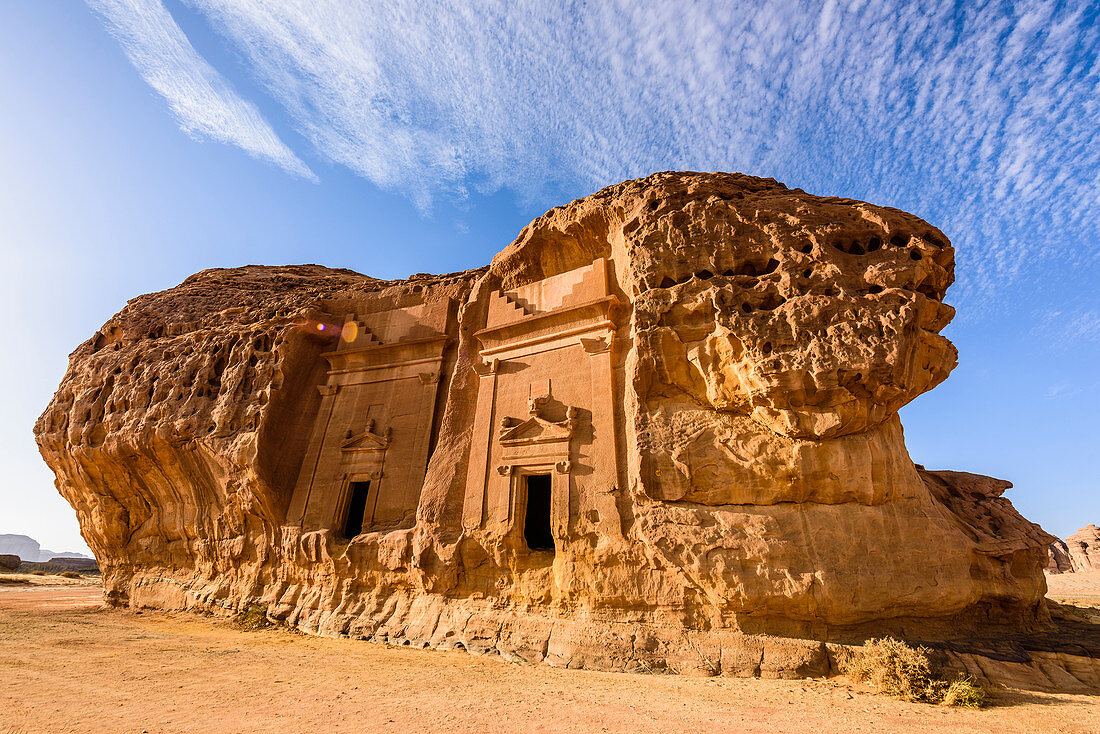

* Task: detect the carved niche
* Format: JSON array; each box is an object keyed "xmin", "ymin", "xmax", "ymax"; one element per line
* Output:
[
  {"xmin": 461, "ymin": 257, "xmax": 622, "ymax": 539},
  {"xmin": 286, "ymin": 297, "xmax": 452, "ymax": 535}
]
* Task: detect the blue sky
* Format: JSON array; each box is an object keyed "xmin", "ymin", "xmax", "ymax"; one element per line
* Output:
[{"xmin": 1, "ymin": 0, "xmax": 1097, "ymax": 555}]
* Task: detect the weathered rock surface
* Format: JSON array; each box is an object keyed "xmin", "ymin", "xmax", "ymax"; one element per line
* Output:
[
  {"xmin": 1047, "ymin": 537, "xmax": 1075, "ymax": 573},
  {"xmin": 1066, "ymin": 525, "xmax": 1100, "ymax": 571},
  {"xmin": 37, "ymin": 172, "xmax": 1080, "ymax": 685},
  {"xmin": 1046, "ymin": 525, "xmax": 1100, "ymax": 573},
  {"xmin": 0, "ymin": 555, "xmax": 20, "ymax": 571}
]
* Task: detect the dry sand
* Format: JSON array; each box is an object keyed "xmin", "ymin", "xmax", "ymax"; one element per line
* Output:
[
  {"xmin": 1047, "ymin": 570, "xmax": 1100, "ymax": 602},
  {"xmin": 1, "ymin": 577, "xmax": 1097, "ymax": 734}
]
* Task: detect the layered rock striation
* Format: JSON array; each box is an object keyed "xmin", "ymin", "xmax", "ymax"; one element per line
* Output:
[{"xmin": 37, "ymin": 172, "xmax": 1061, "ymax": 678}]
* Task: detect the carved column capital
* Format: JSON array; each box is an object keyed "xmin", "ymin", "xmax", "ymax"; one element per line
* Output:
[
  {"xmin": 579, "ymin": 335, "xmax": 612, "ymax": 355},
  {"xmin": 473, "ymin": 358, "xmax": 500, "ymax": 376}
]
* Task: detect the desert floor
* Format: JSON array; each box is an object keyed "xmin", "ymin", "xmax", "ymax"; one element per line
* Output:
[
  {"xmin": 1, "ymin": 574, "xmax": 1097, "ymax": 734},
  {"xmin": 1046, "ymin": 569, "xmax": 1100, "ymax": 603}
]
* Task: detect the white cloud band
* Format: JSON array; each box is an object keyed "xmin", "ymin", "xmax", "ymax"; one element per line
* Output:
[
  {"xmin": 90, "ymin": 1, "xmax": 1100, "ymax": 315},
  {"xmin": 86, "ymin": 0, "xmax": 315, "ymax": 181}
]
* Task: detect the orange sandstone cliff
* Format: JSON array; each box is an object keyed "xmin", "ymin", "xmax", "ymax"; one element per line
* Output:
[{"xmin": 36, "ymin": 172, "xmax": 1067, "ymax": 679}]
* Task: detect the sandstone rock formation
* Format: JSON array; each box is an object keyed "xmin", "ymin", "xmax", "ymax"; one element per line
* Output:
[
  {"xmin": 1067, "ymin": 525, "xmax": 1100, "ymax": 571},
  {"xmin": 1048, "ymin": 538, "xmax": 1075, "ymax": 573},
  {"xmin": 1049, "ymin": 525, "xmax": 1100, "ymax": 573},
  {"xmin": 37, "ymin": 172, "xmax": 1068, "ymax": 680}
]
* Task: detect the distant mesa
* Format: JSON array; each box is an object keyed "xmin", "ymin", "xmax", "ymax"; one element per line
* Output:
[
  {"xmin": 0, "ymin": 534, "xmax": 38, "ymax": 562},
  {"xmin": 33, "ymin": 171, "xmax": 1095, "ymax": 691},
  {"xmin": 0, "ymin": 533, "xmax": 92, "ymax": 563}
]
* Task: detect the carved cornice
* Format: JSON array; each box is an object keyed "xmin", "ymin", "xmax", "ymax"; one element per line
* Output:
[
  {"xmin": 323, "ymin": 334, "xmax": 450, "ymax": 375},
  {"xmin": 474, "ymin": 296, "xmax": 622, "ymax": 358}
]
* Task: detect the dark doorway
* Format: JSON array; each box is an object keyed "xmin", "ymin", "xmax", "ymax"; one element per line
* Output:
[
  {"xmin": 342, "ymin": 481, "xmax": 371, "ymax": 538},
  {"xmin": 523, "ymin": 474, "xmax": 554, "ymax": 551}
]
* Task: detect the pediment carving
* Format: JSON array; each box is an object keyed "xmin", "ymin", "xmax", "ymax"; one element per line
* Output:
[
  {"xmin": 499, "ymin": 416, "xmax": 572, "ymax": 445},
  {"xmin": 341, "ymin": 425, "xmax": 392, "ymax": 451}
]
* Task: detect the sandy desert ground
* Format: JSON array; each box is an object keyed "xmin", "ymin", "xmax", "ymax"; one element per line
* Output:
[
  {"xmin": 1, "ymin": 574, "xmax": 1097, "ymax": 734},
  {"xmin": 1046, "ymin": 570, "xmax": 1100, "ymax": 603}
]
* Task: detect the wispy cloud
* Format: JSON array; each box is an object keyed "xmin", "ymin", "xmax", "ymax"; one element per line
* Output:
[
  {"xmin": 1045, "ymin": 382, "xmax": 1081, "ymax": 399},
  {"xmin": 91, "ymin": 1, "xmax": 1100, "ymax": 317},
  {"xmin": 86, "ymin": 0, "xmax": 315, "ymax": 180}
]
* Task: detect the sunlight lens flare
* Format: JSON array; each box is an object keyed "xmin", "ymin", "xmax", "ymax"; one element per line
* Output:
[
  {"xmin": 341, "ymin": 321, "xmax": 358, "ymax": 343},
  {"xmin": 294, "ymin": 318, "xmax": 342, "ymax": 337}
]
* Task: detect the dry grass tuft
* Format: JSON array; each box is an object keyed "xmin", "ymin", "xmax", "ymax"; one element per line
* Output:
[
  {"xmin": 234, "ymin": 605, "xmax": 274, "ymax": 630},
  {"xmin": 941, "ymin": 677, "xmax": 987, "ymax": 708},
  {"xmin": 842, "ymin": 637, "xmax": 986, "ymax": 708},
  {"xmin": 0, "ymin": 576, "xmax": 31, "ymax": 585}
]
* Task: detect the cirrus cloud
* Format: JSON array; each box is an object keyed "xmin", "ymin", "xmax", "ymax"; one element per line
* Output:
[
  {"xmin": 86, "ymin": 0, "xmax": 315, "ymax": 180},
  {"xmin": 92, "ymin": 1, "xmax": 1100, "ymax": 316}
]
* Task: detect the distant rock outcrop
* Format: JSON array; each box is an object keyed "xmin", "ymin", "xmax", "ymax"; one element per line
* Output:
[
  {"xmin": 0, "ymin": 555, "xmax": 20, "ymax": 571},
  {"xmin": 0, "ymin": 534, "xmax": 40, "ymax": 562},
  {"xmin": 1047, "ymin": 525, "xmax": 1100, "ymax": 573},
  {"xmin": 37, "ymin": 549, "xmax": 91, "ymax": 563},
  {"xmin": 36, "ymin": 171, "xmax": 1063, "ymax": 680},
  {"xmin": 1057, "ymin": 525, "xmax": 1100, "ymax": 572},
  {"xmin": 0, "ymin": 534, "xmax": 90, "ymax": 563},
  {"xmin": 1048, "ymin": 538, "xmax": 1075, "ymax": 573}
]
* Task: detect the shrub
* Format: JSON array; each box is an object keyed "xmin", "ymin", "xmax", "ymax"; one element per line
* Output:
[
  {"xmin": 844, "ymin": 637, "xmax": 937, "ymax": 701},
  {"xmin": 58, "ymin": 571, "xmax": 82, "ymax": 579},
  {"xmin": 842, "ymin": 637, "xmax": 986, "ymax": 708},
  {"xmin": 235, "ymin": 605, "xmax": 273, "ymax": 630},
  {"xmin": 941, "ymin": 677, "xmax": 986, "ymax": 708}
]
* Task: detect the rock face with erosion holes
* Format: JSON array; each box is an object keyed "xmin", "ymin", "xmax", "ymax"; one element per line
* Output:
[{"xmin": 37, "ymin": 172, "xmax": 1067, "ymax": 682}]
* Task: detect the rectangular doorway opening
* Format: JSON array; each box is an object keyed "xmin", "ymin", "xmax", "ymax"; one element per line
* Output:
[
  {"xmin": 523, "ymin": 474, "xmax": 554, "ymax": 552},
  {"xmin": 342, "ymin": 481, "xmax": 371, "ymax": 538}
]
